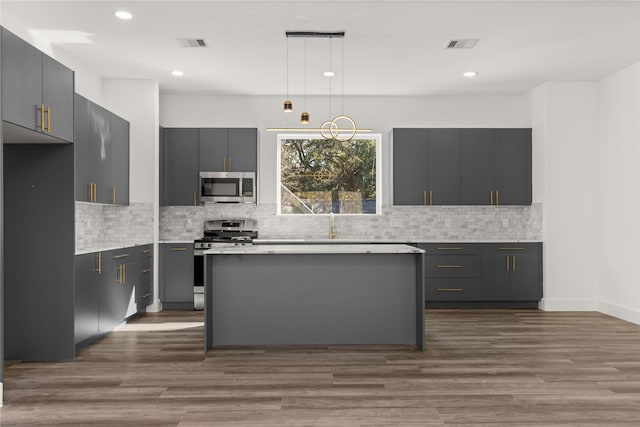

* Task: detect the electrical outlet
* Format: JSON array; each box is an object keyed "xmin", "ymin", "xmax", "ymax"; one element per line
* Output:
[
  {"xmin": 502, "ymin": 219, "xmax": 509, "ymax": 228},
  {"xmin": 444, "ymin": 219, "xmax": 451, "ymax": 227},
  {"xmin": 185, "ymin": 218, "xmax": 192, "ymax": 227}
]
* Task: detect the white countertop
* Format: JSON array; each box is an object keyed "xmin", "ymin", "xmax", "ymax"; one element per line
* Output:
[
  {"xmin": 254, "ymin": 239, "xmax": 542, "ymax": 244},
  {"xmin": 75, "ymin": 242, "xmax": 153, "ymax": 255},
  {"xmin": 203, "ymin": 243, "xmax": 424, "ymax": 255}
]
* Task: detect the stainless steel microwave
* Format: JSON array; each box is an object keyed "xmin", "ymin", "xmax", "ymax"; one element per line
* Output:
[{"xmin": 199, "ymin": 172, "xmax": 256, "ymax": 204}]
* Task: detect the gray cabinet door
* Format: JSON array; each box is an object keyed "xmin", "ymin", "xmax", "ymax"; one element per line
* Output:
[
  {"xmin": 74, "ymin": 253, "xmax": 100, "ymax": 345},
  {"xmin": 228, "ymin": 128, "xmax": 257, "ymax": 172},
  {"xmin": 74, "ymin": 94, "xmax": 92, "ymax": 201},
  {"xmin": 42, "ymin": 54, "xmax": 74, "ymax": 142},
  {"xmin": 427, "ymin": 128, "xmax": 460, "ymax": 205},
  {"xmin": 461, "ymin": 129, "xmax": 494, "ymax": 205},
  {"xmin": 159, "ymin": 126, "xmax": 165, "ymax": 206},
  {"xmin": 199, "ymin": 128, "xmax": 227, "ymax": 172},
  {"xmin": 110, "ymin": 113, "xmax": 130, "ymax": 205},
  {"xmin": 161, "ymin": 245, "xmax": 194, "ymax": 303},
  {"xmin": 1, "ymin": 27, "xmax": 42, "ymax": 132},
  {"xmin": 510, "ymin": 254, "xmax": 541, "ymax": 301},
  {"xmin": 98, "ymin": 251, "xmax": 120, "ymax": 334},
  {"xmin": 494, "ymin": 129, "xmax": 531, "ymax": 205},
  {"xmin": 163, "ymin": 128, "xmax": 199, "ymax": 206},
  {"xmin": 480, "ymin": 255, "xmax": 511, "ymax": 301},
  {"xmin": 393, "ymin": 128, "xmax": 428, "ymax": 205},
  {"xmin": 90, "ymin": 102, "xmax": 112, "ymax": 204}
]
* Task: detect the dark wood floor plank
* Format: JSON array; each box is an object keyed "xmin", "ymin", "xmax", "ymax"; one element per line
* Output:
[{"xmin": 2, "ymin": 309, "xmax": 640, "ymax": 426}]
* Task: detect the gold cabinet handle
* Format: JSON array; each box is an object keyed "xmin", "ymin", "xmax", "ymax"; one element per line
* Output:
[
  {"xmin": 112, "ymin": 187, "xmax": 116, "ymax": 204},
  {"xmin": 429, "ymin": 190, "xmax": 433, "ymax": 206},
  {"xmin": 141, "ymin": 293, "xmax": 151, "ymax": 298},
  {"xmin": 437, "ymin": 265, "xmax": 464, "ymax": 268},
  {"xmin": 47, "ymin": 106, "xmax": 51, "ymax": 133},
  {"xmin": 40, "ymin": 104, "xmax": 45, "ymax": 131},
  {"xmin": 117, "ymin": 264, "xmax": 122, "ymax": 284},
  {"xmin": 92, "ymin": 183, "xmax": 97, "ymax": 202},
  {"xmin": 193, "ymin": 191, "xmax": 197, "ymax": 206},
  {"xmin": 142, "ymin": 268, "xmax": 151, "ymax": 273},
  {"xmin": 512, "ymin": 255, "xmax": 516, "ymax": 271},
  {"xmin": 143, "ymin": 249, "xmax": 152, "ymax": 254},
  {"xmin": 96, "ymin": 252, "xmax": 102, "ymax": 274},
  {"xmin": 496, "ymin": 190, "xmax": 499, "ymax": 206},
  {"xmin": 437, "ymin": 247, "xmax": 463, "ymax": 250},
  {"xmin": 437, "ymin": 288, "xmax": 464, "ymax": 292},
  {"xmin": 423, "ymin": 191, "xmax": 427, "ymax": 205},
  {"xmin": 490, "ymin": 191, "xmax": 494, "ymax": 205},
  {"xmin": 113, "ymin": 254, "xmax": 129, "ymax": 259},
  {"xmin": 498, "ymin": 247, "xmax": 524, "ymax": 251},
  {"xmin": 88, "ymin": 183, "xmax": 93, "ymax": 202},
  {"xmin": 223, "ymin": 157, "xmax": 227, "ymax": 172},
  {"xmin": 229, "ymin": 156, "xmax": 232, "ymax": 171},
  {"xmin": 506, "ymin": 255, "xmax": 510, "ymax": 271},
  {"xmin": 171, "ymin": 247, "xmax": 188, "ymax": 251},
  {"xmin": 123, "ymin": 264, "xmax": 126, "ymax": 283}
]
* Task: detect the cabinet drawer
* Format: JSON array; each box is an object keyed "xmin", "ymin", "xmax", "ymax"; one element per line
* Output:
[
  {"xmin": 426, "ymin": 279, "xmax": 481, "ymax": 301},
  {"xmin": 426, "ymin": 255, "xmax": 480, "ymax": 277},
  {"xmin": 482, "ymin": 243, "xmax": 540, "ymax": 255},
  {"xmin": 418, "ymin": 243, "xmax": 480, "ymax": 255}
]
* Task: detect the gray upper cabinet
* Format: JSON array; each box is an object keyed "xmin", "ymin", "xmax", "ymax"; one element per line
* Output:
[
  {"xmin": 199, "ymin": 128, "xmax": 228, "ymax": 171},
  {"xmin": 392, "ymin": 128, "xmax": 428, "ymax": 205},
  {"xmin": 228, "ymin": 128, "xmax": 257, "ymax": 172},
  {"xmin": 1, "ymin": 27, "xmax": 74, "ymax": 143},
  {"xmin": 460, "ymin": 128, "xmax": 532, "ymax": 205},
  {"xmin": 493, "ymin": 129, "xmax": 531, "ymax": 205},
  {"xmin": 110, "ymin": 113, "xmax": 130, "ymax": 205},
  {"xmin": 163, "ymin": 128, "xmax": 199, "ymax": 206},
  {"xmin": 75, "ymin": 93, "xmax": 130, "ymax": 205},
  {"xmin": 199, "ymin": 127, "xmax": 257, "ymax": 172},
  {"xmin": 392, "ymin": 128, "xmax": 460, "ymax": 205},
  {"xmin": 427, "ymin": 129, "xmax": 460, "ymax": 205},
  {"xmin": 461, "ymin": 129, "xmax": 494, "ymax": 205}
]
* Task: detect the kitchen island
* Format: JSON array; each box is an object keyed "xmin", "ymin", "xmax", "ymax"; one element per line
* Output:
[{"xmin": 203, "ymin": 244, "xmax": 425, "ymax": 351}]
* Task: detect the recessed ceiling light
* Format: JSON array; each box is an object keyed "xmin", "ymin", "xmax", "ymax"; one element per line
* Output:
[
  {"xmin": 171, "ymin": 70, "xmax": 184, "ymax": 77},
  {"xmin": 323, "ymin": 71, "xmax": 335, "ymax": 77},
  {"xmin": 463, "ymin": 71, "xmax": 478, "ymax": 78},
  {"xmin": 114, "ymin": 10, "xmax": 133, "ymax": 20}
]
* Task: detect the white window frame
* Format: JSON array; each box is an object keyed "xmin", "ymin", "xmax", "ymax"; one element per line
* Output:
[{"xmin": 276, "ymin": 133, "xmax": 382, "ymax": 215}]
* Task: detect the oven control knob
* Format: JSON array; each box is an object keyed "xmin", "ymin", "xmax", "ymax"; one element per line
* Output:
[{"xmin": 207, "ymin": 243, "xmax": 212, "ymax": 248}]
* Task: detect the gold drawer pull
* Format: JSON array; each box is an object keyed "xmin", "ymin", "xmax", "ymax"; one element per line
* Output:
[
  {"xmin": 142, "ymin": 269, "xmax": 151, "ymax": 273},
  {"xmin": 141, "ymin": 293, "xmax": 151, "ymax": 298},
  {"xmin": 436, "ymin": 247, "xmax": 463, "ymax": 250},
  {"xmin": 171, "ymin": 247, "xmax": 188, "ymax": 251},
  {"xmin": 113, "ymin": 254, "xmax": 129, "ymax": 259},
  {"xmin": 498, "ymin": 247, "xmax": 524, "ymax": 250},
  {"xmin": 437, "ymin": 288, "xmax": 464, "ymax": 292},
  {"xmin": 437, "ymin": 265, "xmax": 464, "ymax": 268},
  {"xmin": 143, "ymin": 249, "xmax": 152, "ymax": 254}
]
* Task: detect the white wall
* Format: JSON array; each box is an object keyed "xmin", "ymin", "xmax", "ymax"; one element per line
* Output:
[
  {"xmin": 531, "ymin": 83, "xmax": 600, "ymax": 311},
  {"xmin": 160, "ymin": 94, "xmax": 530, "ymax": 205},
  {"xmin": 597, "ymin": 63, "xmax": 640, "ymax": 324}
]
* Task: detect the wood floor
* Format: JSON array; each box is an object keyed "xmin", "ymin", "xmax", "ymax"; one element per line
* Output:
[{"xmin": 2, "ymin": 309, "xmax": 640, "ymax": 426}]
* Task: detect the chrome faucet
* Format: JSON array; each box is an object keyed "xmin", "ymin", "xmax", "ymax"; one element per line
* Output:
[{"xmin": 329, "ymin": 213, "xmax": 337, "ymax": 239}]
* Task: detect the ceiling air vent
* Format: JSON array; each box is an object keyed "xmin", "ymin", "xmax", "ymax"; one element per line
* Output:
[
  {"xmin": 446, "ymin": 39, "xmax": 479, "ymax": 49},
  {"xmin": 177, "ymin": 38, "xmax": 208, "ymax": 48}
]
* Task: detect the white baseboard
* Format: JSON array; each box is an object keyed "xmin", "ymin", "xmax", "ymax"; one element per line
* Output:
[
  {"xmin": 598, "ymin": 300, "xmax": 640, "ymax": 325},
  {"xmin": 539, "ymin": 298, "xmax": 598, "ymax": 311},
  {"xmin": 1, "ymin": 382, "xmax": 3, "ymax": 407}
]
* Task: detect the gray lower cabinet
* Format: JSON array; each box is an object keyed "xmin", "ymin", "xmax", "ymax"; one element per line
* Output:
[
  {"xmin": 421, "ymin": 242, "xmax": 542, "ymax": 307},
  {"xmin": 160, "ymin": 243, "xmax": 194, "ymax": 309},
  {"xmin": 481, "ymin": 243, "xmax": 542, "ymax": 302},
  {"xmin": 74, "ymin": 245, "xmax": 150, "ymax": 350},
  {"xmin": 1, "ymin": 27, "xmax": 74, "ymax": 143},
  {"xmin": 163, "ymin": 128, "xmax": 199, "ymax": 206}
]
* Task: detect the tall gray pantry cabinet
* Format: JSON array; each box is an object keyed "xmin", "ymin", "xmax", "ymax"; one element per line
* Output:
[{"xmin": 163, "ymin": 128, "xmax": 199, "ymax": 206}]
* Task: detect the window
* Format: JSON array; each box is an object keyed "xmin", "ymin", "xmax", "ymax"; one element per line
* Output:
[{"xmin": 278, "ymin": 134, "xmax": 381, "ymax": 215}]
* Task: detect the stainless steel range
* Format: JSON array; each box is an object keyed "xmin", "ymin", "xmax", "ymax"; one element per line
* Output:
[{"xmin": 193, "ymin": 219, "xmax": 258, "ymax": 309}]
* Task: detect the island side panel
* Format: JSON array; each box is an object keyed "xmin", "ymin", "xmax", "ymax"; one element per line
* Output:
[
  {"xmin": 205, "ymin": 252, "xmax": 418, "ymax": 347},
  {"xmin": 416, "ymin": 252, "xmax": 425, "ymax": 351}
]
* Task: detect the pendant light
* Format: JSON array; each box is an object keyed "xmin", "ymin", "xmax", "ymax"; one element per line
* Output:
[
  {"xmin": 283, "ymin": 35, "xmax": 293, "ymax": 113},
  {"xmin": 300, "ymin": 36, "xmax": 309, "ymax": 124}
]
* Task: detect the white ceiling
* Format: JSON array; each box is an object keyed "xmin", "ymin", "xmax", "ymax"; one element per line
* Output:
[{"xmin": 1, "ymin": 1, "xmax": 638, "ymax": 96}]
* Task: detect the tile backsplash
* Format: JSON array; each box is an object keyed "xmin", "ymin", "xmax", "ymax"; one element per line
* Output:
[
  {"xmin": 159, "ymin": 203, "xmax": 543, "ymax": 242},
  {"xmin": 76, "ymin": 202, "xmax": 154, "ymax": 251}
]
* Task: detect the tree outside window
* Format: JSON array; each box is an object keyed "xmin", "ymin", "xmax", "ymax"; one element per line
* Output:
[{"xmin": 278, "ymin": 134, "xmax": 380, "ymax": 215}]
